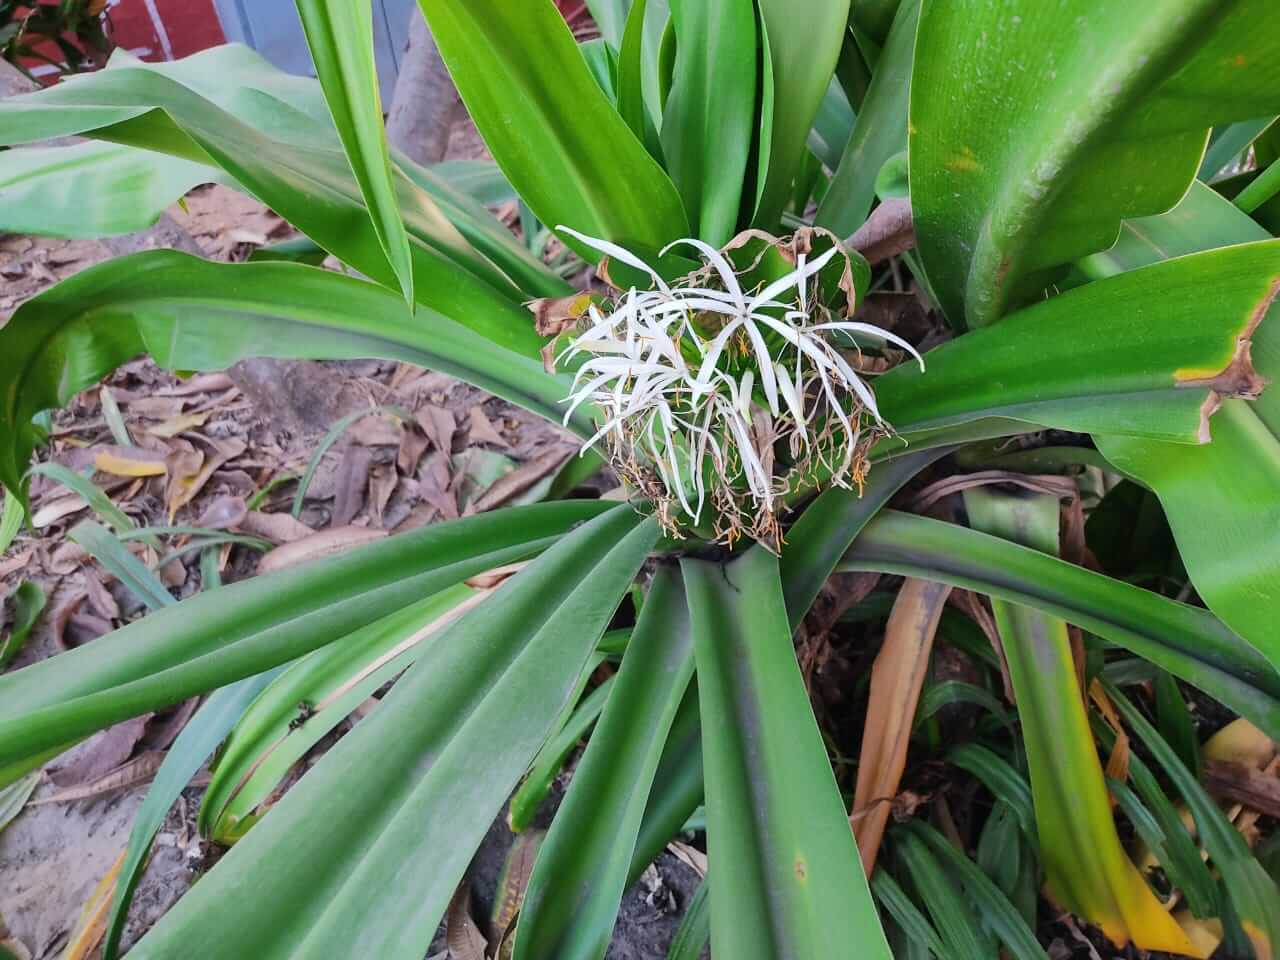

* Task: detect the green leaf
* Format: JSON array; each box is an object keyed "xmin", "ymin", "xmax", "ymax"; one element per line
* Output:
[
  {"xmin": 850, "ymin": 0, "xmax": 902, "ymax": 46},
  {"xmin": 781, "ymin": 447, "xmax": 950, "ymax": 625},
  {"xmin": 509, "ymin": 671, "xmax": 614, "ymax": 834},
  {"xmin": 616, "ymin": 0, "xmax": 660, "ymax": 161},
  {"xmin": 0, "ymin": 488, "xmax": 21, "ymax": 555},
  {"xmin": 907, "ymin": 822, "xmax": 1046, "ymax": 960},
  {"xmin": 1080, "ymin": 184, "xmax": 1280, "ymax": 667},
  {"xmin": 584, "ymin": 0, "xmax": 633, "ymax": 48},
  {"xmin": 816, "ymin": 0, "xmax": 918, "ymax": 235},
  {"xmin": 102, "ymin": 666, "xmax": 285, "ymax": 960},
  {"xmin": 1105, "ymin": 681, "xmax": 1280, "ymax": 958},
  {"xmin": 0, "ymin": 252, "xmax": 584, "ymax": 505},
  {"xmin": 893, "ymin": 830, "xmax": 995, "ymax": 958},
  {"xmin": 0, "ymin": 46, "xmax": 538, "ymax": 311},
  {"xmin": 628, "ymin": 682, "xmax": 703, "ymax": 883},
  {"xmin": 0, "ymin": 581, "xmax": 44, "ymax": 672},
  {"xmin": 1200, "ymin": 117, "xmax": 1277, "ymax": 181},
  {"xmin": 0, "ymin": 141, "xmax": 217, "ymax": 237},
  {"xmin": 664, "ymin": 875, "xmax": 709, "ymax": 960},
  {"xmin": 752, "ymin": 0, "xmax": 851, "ymax": 229},
  {"xmin": 0, "ymin": 773, "xmax": 39, "ymax": 835},
  {"xmin": 0, "ymin": 501, "xmax": 607, "ymax": 770},
  {"xmin": 29, "ymin": 462, "xmax": 137, "ymax": 536},
  {"xmin": 910, "ymin": 0, "xmax": 1280, "ymax": 327},
  {"xmin": 416, "ymin": 0, "xmax": 688, "ymax": 257},
  {"xmin": 129, "ymin": 507, "xmax": 657, "ymax": 960},
  {"xmin": 69, "ymin": 519, "xmax": 173, "ymax": 611},
  {"xmin": 1236, "ymin": 155, "xmax": 1280, "ymax": 213},
  {"xmin": 875, "ymin": 242, "xmax": 1280, "ymax": 445},
  {"xmin": 296, "ymin": 0, "xmax": 414, "ymax": 304},
  {"xmin": 870, "ymin": 869, "xmax": 949, "ymax": 960},
  {"xmin": 515, "ymin": 566, "xmax": 694, "ymax": 960},
  {"xmin": 946, "ymin": 744, "xmax": 1035, "ymax": 842},
  {"xmin": 962, "ymin": 488, "xmax": 1197, "ymax": 954},
  {"xmin": 682, "ymin": 547, "xmax": 890, "ymax": 959},
  {"xmin": 199, "ymin": 584, "xmax": 482, "ymax": 844},
  {"xmin": 660, "ymin": 0, "xmax": 756, "ymax": 244},
  {"xmin": 840, "ymin": 510, "xmax": 1280, "ymax": 740}
]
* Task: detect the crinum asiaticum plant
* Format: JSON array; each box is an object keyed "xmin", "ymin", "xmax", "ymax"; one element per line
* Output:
[{"xmin": 0, "ymin": 1, "xmax": 1279, "ymax": 959}]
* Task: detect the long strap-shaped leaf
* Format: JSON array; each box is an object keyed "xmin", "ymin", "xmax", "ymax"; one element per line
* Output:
[
  {"xmin": 962, "ymin": 489, "xmax": 1196, "ymax": 955},
  {"xmin": 198, "ymin": 584, "xmax": 482, "ymax": 844},
  {"xmin": 0, "ymin": 501, "xmax": 611, "ymax": 769},
  {"xmin": 416, "ymin": 0, "xmax": 689, "ymax": 258},
  {"xmin": 660, "ymin": 0, "xmax": 757, "ymax": 245},
  {"xmin": 815, "ymin": 0, "xmax": 918, "ymax": 235},
  {"xmin": 1082, "ymin": 183, "xmax": 1280, "ymax": 670},
  {"xmin": 129, "ymin": 506, "xmax": 657, "ymax": 960},
  {"xmin": 1105, "ymin": 681, "xmax": 1280, "ymax": 958},
  {"xmin": 0, "ymin": 251, "xmax": 586, "ymax": 501},
  {"xmin": 910, "ymin": 0, "xmax": 1280, "ymax": 327},
  {"xmin": 296, "ymin": 0, "xmax": 414, "ymax": 305},
  {"xmin": 839, "ymin": 510, "xmax": 1280, "ymax": 738},
  {"xmin": 0, "ymin": 46, "xmax": 559, "ymax": 309},
  {"xmin": 875, "ymin": 242, "xmax": 1280, "ymax": 445},
  {"xmin": 752, "ymin": 0, "xmax": 850, "ymax": 229},
  {"xmin": 515, "ymin": 566, "xmax": 695, "ymax": 960},
  {"xmin": 682, "ymin": 547, "xmax": 891, "ymax": 959}
]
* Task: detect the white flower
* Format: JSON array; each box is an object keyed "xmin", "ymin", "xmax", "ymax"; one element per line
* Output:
[{"xmin": 552, "ymin": 227, "xmax": 923, "ymax": 545}]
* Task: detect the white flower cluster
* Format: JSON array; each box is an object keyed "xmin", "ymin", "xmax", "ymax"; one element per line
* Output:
[{"xmin": 556, "ymin": 227, "xmax": 923, "ymax": 544}]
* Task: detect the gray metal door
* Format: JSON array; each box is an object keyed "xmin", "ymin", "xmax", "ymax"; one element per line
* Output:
[{"xmin": 212, "ymin": 0, "xmax": 418, "ymax": 99}]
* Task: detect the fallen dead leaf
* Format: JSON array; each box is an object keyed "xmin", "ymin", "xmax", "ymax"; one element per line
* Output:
[
  {"xmin": 146, "ymin": 410, "xmax": 212, "ymax": 438},
  {"xmin": 168, "ymin": 436, "xmax": 246, "ymax": 519},
  {"xmin": 444, "ymin": 882, "xmax": 488, "ymax": 960},
  {"xmin": 31, "ymin": 494, "xmax": 88, "ymax": 529},
  {"xmin": 367, "ymin": 463, "xmax": 397, "ymax": 528},
  {"xmin": 196, "ymin": 495, "xmax": 248, "ymax": 531},
  {"xmin": 666, "ymin": 840, "xmax": 708, "ymax": 878},
  {"xmin": 467, "ymin": 449, "xmax": 571, "ymax": 515},
  {"xmin": 93, "ymin": 446, "xmax": 168, "ymax": 478},
  {"xmin": 396, "ymin": 422, "xmax": 430, "ymax": 476},
  {"xmin": 238, "ymin": 510, "xmax": 315, "ymax": 544},
  {"xmin": 256, "ymin": 525, "xmax": 387, "ymax": 574},
  {"xmin": 415, "ymin": 405, "xmax": 456, "ymax": 456},
  {"xmin": 467, "ymin": 405, "xmax": 510, "ymax": 449},
  {"xmin": 47, "ymin": 716, "xmax": 151, "ymax": 789},
  {"xmin": 159, "ymin": 372, "xmax": 234, "ymax": 396},
  {"xmin": 331, "ymin": 445, "xmax": 373, "ymax": 527}
]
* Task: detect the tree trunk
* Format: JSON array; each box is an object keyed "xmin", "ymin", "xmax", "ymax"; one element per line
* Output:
[{"xmin": 384, "ymin": 8, "xmax": 461, "ymax": 166}]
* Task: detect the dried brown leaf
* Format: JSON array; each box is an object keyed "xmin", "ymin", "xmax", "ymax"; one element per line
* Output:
[
  {"xmin": 467, "ymin": 405, "xmax": 510, "ymax": 449},
  {"xmin": 36, "ymin": 751, "xmax": 166, "ymax": 806},
  {"xmin": 467, "ymin": 449, "xmax": 570, "ymax": 515},
  {"xmin": 255, "ymin": 526, "xmax": 387, "ymax": 574},
  {"xmin": 331, "ymin": 445, "xmax": 373, "ymax": 527},
  {"xmin": 93, "ymin": 445, "xmax": 168, "ymax": 478},
  {"xmin": 238, "ymin": 510, "xmax": 315, "ymax": 544},
  {"xmin": 444, "ymin": 883, "xmax": 488, "ymax": 960},
  {"xmin": 47, "ymin": 716, "xmax": 151, "ymax": 789},
  {"xmin": 146, "ymin": 410, "xmax": 212, "ymax": 438},
  {"xmin": 196, "ymin": 495, "xmax": 248, "ymax": 531},
  {"xmin": 852, "ymin": 578, "xmax": 953, "ymax": 875}
]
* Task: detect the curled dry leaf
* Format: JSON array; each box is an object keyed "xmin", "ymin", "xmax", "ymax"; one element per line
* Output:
[
  {"xmin": 414, "ymin": 405, "xmax": 456, "ymax": 457},
  {"xmin": 462, "ymin": 561, "xmax": 527, "ymax": 590},
  {"xmin": 255, "ymin": 525, "xmax": 387, "ymax": 575},
  {"xmin": 846, "ymin": 196, "xmax": 915, "ymax": 265},
  {"xmin": 167, "ymin": 436, "xmax": 247, "ymax": 519}
]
